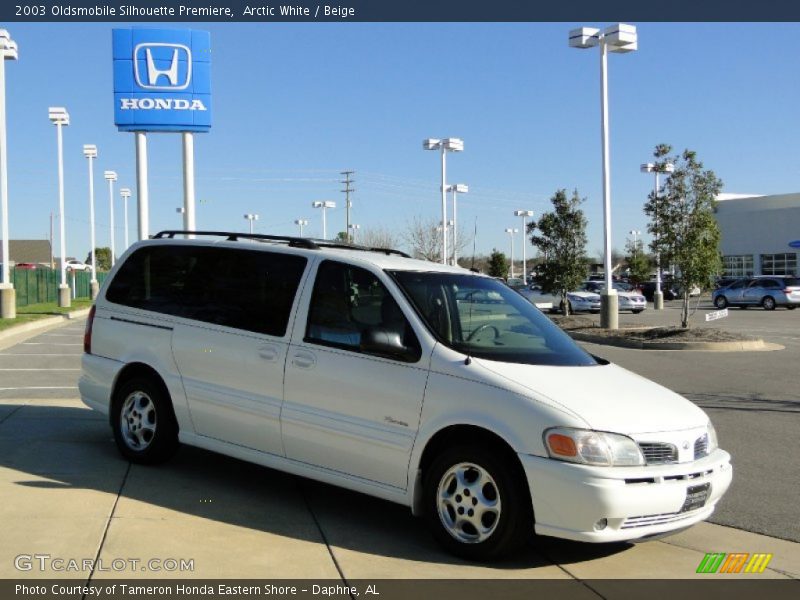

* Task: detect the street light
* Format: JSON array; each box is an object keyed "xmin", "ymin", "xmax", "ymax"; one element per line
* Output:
[
  {"xmin": 505, "ymin": 228, "xmax": 519, "ymax": 279},
  {"xmin": 424, "ymin": 137, "xmax": 464, "ymax": 264},
  {"xmin": 49, "ymin": 107, "xmax": 70, "ymax": 308},
  {"xmin": 447, "ymin": 183, "xmax": 468, "ymax": 265},
  {"xmin": 104, "ymin": 170, "xmax": 117, "ymax": 268},
  {"xmin": 120, "ymin": 188, "xmax": 131, "ymax": 250},
  {"xmin": 82, "ymin": 144, "xmax": 99, "ymax": 299},
  {"xmin": 513, "ymin": 210, "xmax": 534, "ymax": 283},
  {"xmin": 294, "ymin": 218, "xmax": 308, "ymax": 237},
  {"xmin": 641, "ymin": 161, "xmax": 675, "ymax": 310},
  {"xmin": 243, "ymin": 213, "xmax": 259, "ymax": 234},
  {"xmin": 348, "ymin": 223, "xmax": 360, "ymax": 244},
  {"xmin": 0, "ymin": 29, "xmax": 18, "ymax": 318},
  {"xmin": 312, "ymin": 201, "xmax": 336, "ymax": 239},
  {"xmin": 629, "ymin": 229, "xmax": 641, "ymax": 255},
  {"xmin": 570, "ymin": 23, "xmax": 637, "ymax": 329}
]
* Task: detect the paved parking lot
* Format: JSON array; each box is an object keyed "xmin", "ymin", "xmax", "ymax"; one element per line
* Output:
[{"xmin": 1, "ymin": 316, "xmax": 798, "ymax": 587}]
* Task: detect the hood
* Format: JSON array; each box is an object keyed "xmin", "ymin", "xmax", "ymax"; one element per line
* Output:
[
  {"xmin": 474, "ymin": 359, "xmax": 708, "ymax": 434},
  {"xmin": 568, "ymin": 291, "xmax": 600, "ymax": 300}
]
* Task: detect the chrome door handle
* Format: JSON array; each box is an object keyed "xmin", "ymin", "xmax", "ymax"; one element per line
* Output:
[{"xmin": 291, "ymin": 351, "xmax": 316, "ymax": 369}]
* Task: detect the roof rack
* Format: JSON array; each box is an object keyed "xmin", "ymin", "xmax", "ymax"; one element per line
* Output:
[
  {"xmin": 152, "ymin": 230, "xmax": 320, "ymax": 249},
  {"xmin": 150, "ymin": 230, "xmax": 411, "ymax": 258}
]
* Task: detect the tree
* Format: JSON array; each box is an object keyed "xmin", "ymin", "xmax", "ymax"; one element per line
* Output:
[
  {"xmin": 625, "ymin": 237, "xmax": 651, "ymax": 286},
  {"xmin": 358, "ymin": 226, "xmax": 399, "ymax": 250},
  {"xmin": 644, "ymin": 144, "xmax": 723, "ymax": 327},
  {"xmin": 530, "ymin": 189, "xmax": 589, "ymax": 315},
  {"xmin": 86, "ymin": 247, "xmax": 112, "ymax": 271},
  {"xmin": 401, "ymin": 216, "xmax": 472, "ymax": 263},
  {"xmin": 487, "ymin": 249, "xmax": 509, "ymax": 278}
]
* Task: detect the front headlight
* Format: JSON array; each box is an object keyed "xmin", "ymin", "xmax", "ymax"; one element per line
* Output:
[
  {"xmin": 707, "ymin": 422, "xmax": 719, "ymax": 453},
  {"xmin": 544, "ymin": 427, "xmax": 645, "ymax": 467}
]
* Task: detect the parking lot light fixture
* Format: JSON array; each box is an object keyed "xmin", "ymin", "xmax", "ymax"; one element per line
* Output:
[
  {"xmin": 120, "ymin": 188, "xmax": 131, "ymax": 250},
  {"xmin": 424, "ymin": 137, "xmax": 464, "ymax": 264},
  {"xmin": 0, "ymin": 29, "xmax": 18, "ymax": 318},
  {"xmin": 348, "ymin": 223, "xmax": 360, "ymax": 244},
  {"xmin": 505, "ymin": 228, "xmax": 519, "ymax": 279},
  {"xmin": 569, "ymin": 23, "xmax": 637, "ymax": 329},
  {"xmin": 49, "ymin": 107, "xmax": 70, "ymax": 307},
  {"xmin": 447, "ymin": 183, "xmax": 468, "ymax": 265},
  {"xmin": 312, "ymin": 201, "xmax": 336, "ymax": 239},
  {"xmin": 514, "ymin": 210, "xmax": 534, "ymax": 283},
  {"xmin": 243, "ymin": 213, "xmax": 259, "ymax": 234},
  {"xmin": 641, "ymin": 161, "xmax": 674, "ymax": 309},
  {"xmin": 82, "ymin": 144, "xmax": 99, "ymax": 298},
  {"xmin": 104, "ymin": 170, "xmax": 117, "ymax": 268},
  {"xmin": 294, "ymin": 218, "xmax": 308, "ymax": 237}
]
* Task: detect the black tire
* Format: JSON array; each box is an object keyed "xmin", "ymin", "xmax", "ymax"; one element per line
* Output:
[
  {"xmin": 714, "ymin": 296, "xmax": 728, "ymax": 309},
  {"xmin": 632, "ymin": 309, "xmax": 643, "ymax": 314},
  {"xmin": 111, "ymin": 375, "xmax": 179, "ymax": 464},
  {"xmin": 762, "ymin": 296, "xmax": 776, "ymax": 311},
  {"xmin": 423, "ymin": 445, "xmax": 533, "ymax": 561}
]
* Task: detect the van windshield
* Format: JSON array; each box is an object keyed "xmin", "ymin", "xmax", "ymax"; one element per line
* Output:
[{"xmin": 389, "ymin": 271, "xmax": 598, "ymax": 366}]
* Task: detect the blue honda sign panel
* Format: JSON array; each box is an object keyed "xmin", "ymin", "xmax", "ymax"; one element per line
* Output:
[
  {"xmin": 113, "ymin": 28, "xmax": 211, "ymax": 132},
  {"xmin": 789, "ymin": 240, "xmax": 800, "ymax": 249}
]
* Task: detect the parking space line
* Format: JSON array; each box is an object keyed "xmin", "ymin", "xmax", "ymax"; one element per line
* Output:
[{"xmin": 21, "ymin": 343, "xmax": 82, "ymax": 346}]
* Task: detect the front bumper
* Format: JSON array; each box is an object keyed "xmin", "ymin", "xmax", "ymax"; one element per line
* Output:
[{"xmin": 519, "ymin": 449, "xmax": 732, "ymax": 542}]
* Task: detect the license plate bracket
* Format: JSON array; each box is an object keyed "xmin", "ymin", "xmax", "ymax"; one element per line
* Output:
[{"xmin": 680, "ymin": 483, "xmax": 711, "ymax": 513}]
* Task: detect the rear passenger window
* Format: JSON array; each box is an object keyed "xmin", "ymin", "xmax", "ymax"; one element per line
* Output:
[
  {"xmin": 305, "ymin": 261, "xmax": 421, "ymax": 362},
  {"xmin": 105, "ymin": 246, "xmax": 307, "ymax": 336}
]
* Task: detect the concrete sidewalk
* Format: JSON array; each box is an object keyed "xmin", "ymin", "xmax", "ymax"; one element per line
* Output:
[{"xmin": 1, "ymin": 396, "xmax": 797, "ymax": 583}]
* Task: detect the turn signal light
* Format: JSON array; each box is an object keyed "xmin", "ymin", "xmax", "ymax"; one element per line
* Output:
[{"xmin": 548, "ymin": 433, "xmax": 578, "ymax": 457}]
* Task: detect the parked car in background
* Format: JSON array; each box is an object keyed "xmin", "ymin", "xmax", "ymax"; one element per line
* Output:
[
  {"xmin": 519, "ymin": 285, "xmax": 601, "ymax": 314},
  {"xmin": 505, "ymin": 277, "xmax": 527, "ymax": 291},
  {"xmin": 65, "ymin": 259, "xmax": 90, "ymax": 272},
  {"xmin": 639, "ymin": 281, "xmax": 678, "ymax": 302},
  {"xmin": 714, "ymin": 277, "xmax": 744, "ymax": 290},
  {"xmin": 580, "ymin": 281, "xmax": 647, "ymax": 313},
  {"xmin": 712, "ymin": 276, "xmax": 800, "ymax": 310},
  {"xmin": 14, "ymin": 262, "xmax": 37, "ymax": 270}
]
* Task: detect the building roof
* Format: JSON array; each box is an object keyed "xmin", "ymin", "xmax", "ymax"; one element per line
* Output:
[
  {"xmin": 0, "ymin": 240, "xmax": 52, "ymax": 264},
  {"xmin": 715, "ymin": 192, "xmax": 800, "ymax": 213}
]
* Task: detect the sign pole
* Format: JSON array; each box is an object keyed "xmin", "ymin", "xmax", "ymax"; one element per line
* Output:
[
  {"xmin": 135, "ymin": 132, "xmax": 149, "ymax": 241},
  {"xmin": 182, "ymin": 132, "xmax": 196, "ymax": 239}
]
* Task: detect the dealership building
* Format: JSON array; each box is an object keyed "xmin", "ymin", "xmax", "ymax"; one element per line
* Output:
[{"xmin": 715, "ymin": 193, "xmax": 800, "ymax": 277}]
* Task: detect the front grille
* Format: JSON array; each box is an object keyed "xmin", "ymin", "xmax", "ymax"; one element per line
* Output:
[
  {"xmin": 694, "ymin": 434, "xmax": 709, "ymax": 459},
  {"xmin": 622, "ymin": 507, "xmax": 705, "ymax": 529},
  {"xmin": 638, "ymin": 442, "xmax": 678, "ymax": 465}
]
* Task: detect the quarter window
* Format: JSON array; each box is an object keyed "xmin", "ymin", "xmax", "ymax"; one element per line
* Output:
[
  {"xmin": 306, "ymin": 261, "xmax": 421, "ymax": 362},
  {"xmin": 105, "ymin": 245, "xmax": 307, "ymax": 336}
]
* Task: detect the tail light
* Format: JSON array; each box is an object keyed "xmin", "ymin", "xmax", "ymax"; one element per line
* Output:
[{"xmin": 83, "ymin": 305, "xmax": 96, "ymax": 354}]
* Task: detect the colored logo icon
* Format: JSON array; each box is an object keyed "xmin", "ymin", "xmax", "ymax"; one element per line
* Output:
[{"xmin": 696, "ymin": 552, "xmax": 773, "ymax": 574}]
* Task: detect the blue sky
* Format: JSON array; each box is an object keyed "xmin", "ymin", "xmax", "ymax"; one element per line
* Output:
[{"xmin": 3, "ymin": 22, "xmax": 800, "ymax": 260}]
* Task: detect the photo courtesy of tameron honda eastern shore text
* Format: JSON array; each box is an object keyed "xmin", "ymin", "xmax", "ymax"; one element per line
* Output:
[{"xmin": 79, "ymin": 231, "xmax": 732, "ymax": 560}]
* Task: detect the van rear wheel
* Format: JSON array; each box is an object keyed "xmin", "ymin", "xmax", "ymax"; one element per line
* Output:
[
  {"xmin": 111, "ymin": 376, "xmax": 178, "ymax": 464},
  {"xmin": 423, "ymin": 445, "xmax": 532, "ymax": 560}
]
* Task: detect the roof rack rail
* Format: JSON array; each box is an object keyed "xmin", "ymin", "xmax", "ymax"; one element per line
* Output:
[
  {"xmin": 151, "ymin": 230, "xmax": 411, "ymax": 258},
  {"xmin": 151, "ymin": 230, "xmax": 320, "ymax": 250}
]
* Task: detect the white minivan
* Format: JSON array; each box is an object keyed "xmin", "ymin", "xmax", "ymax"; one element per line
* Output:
[{"xmin": 80, "ymin": 231, "xmax": 732, "ymax": 560}]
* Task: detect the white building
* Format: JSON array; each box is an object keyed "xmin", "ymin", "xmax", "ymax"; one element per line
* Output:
[{"xmin": 715, "ymin": 193, "xmax": 800, "ymax": 277}]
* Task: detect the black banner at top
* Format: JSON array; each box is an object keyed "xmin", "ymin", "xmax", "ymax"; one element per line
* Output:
[{"xmin": 3, "ymin": 0, "xmax": 800, "ymax": 22}]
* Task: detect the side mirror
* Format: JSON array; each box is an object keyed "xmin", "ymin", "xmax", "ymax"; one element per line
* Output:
[{"xmin": 360, "ymin": 327, "xmax": 417, "ymax": 362}]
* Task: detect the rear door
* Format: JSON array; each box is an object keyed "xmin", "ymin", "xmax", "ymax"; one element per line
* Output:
[{"xmin": 743, "ymin": 279, "xmax": 777, "ymax": 305}]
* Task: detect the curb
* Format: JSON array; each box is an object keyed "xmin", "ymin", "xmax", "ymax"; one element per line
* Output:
[
  {"xmin": 0, "ymin": 307, "xmax": 90, "ymax": 342},
  {"xmin": 567, "ymin": 330, "xmax": 783, "ymax": 351}
]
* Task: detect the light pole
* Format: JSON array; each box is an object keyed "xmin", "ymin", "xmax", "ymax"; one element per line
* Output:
[
  {"xmin": 104, "ymin": 170, "xmax": 117, "ymax": 268},
  {"xmin": 83, "ymin": 145, "xmax": 99, "ymax": 299},
  {"xmin": 629, "ymin": 229, "xmax": 641, "ymax": 257},
  {"xmin": 295, "ymin": 218, "xmax": 308, "ymax": 237},
  {"xmin": 312, "ymin": 201, "xmax": 336, "ymax": 239},
  {"xmin": 424, "ymin": 137, "xmax": 464, "ymax": 264},
  {"xmin": 514, "ymin": 210, "xmax": 534, "ymax": 284},
  {"xmin": 120, "ymin": 188, "xmax": 131, "ymax": 250},
  {"xmin": 0, "ymin": 29, "xmax": 18, "ymax": 318},
  {"xmin": 49, "ymin": 107, "xmax": 70, "ymax": 308},
  {"xmin": 243, "ymin": 213, "xmax": 259, "ymax": 234},
  {"xmin": 447, "ymin": 183, "xmax": 468, "ymax": 265},
  {"xmin": 348, "ymin": 223, "xmax": 360, "ymax": 244},
  {"xmin": 641, "ymin": 161, "xmax": 674, "ymax": 309},
  {"xmin": 505, "ymin": 228, "xmax": 519, "ymax": 279},
  {"xmin": 570, "ymin": 23, "xmax": 637, "ymax": 329}
]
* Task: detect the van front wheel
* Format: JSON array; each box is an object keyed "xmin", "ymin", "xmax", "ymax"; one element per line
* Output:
[
  {"xmin": 423, "ymin": 445, "xmax": 532, "ymax": 560},
  {"xmin": 111, "ymin": 376, "xmax": 178, "ymax": 464}
]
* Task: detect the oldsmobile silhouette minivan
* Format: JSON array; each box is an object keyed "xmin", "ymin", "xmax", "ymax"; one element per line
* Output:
[{"xmin": 80, "ymin": 231, "xmax": 732, "ymax": 560}]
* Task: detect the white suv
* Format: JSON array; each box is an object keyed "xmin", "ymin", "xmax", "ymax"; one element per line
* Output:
[{"xmin": 80, "ymin": 231, "xmax": 732, "ymax": 560}]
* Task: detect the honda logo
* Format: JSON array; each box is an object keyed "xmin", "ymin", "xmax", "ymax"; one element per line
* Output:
[{"xmin": 133, "ymin": 43, "xmax": 192, "ymax": 91}]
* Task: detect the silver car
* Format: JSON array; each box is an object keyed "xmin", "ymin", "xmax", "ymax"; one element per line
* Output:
[{"xmin": 712, "ymin": 276, "xmax": 800, "ymax": 310}]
